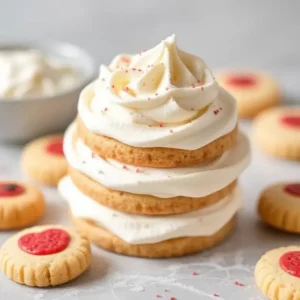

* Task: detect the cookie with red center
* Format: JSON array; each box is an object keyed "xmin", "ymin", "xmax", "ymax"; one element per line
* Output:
[
  {"xmin": 0, "ymin": 225, "xmax": 91, "ymax": 287},
  {"xmin": 21, "ymin": 135, "xmax": 67, "ymax": 186},
  {"xmin": 0, "ymin": 181, "xmax": 45, "ymax": 230},
  {"xmin": 253, "ymin": 106, "xmax": 300, "ymax": 160},
  {"xmin": 258, "ymin": 182, "xmax": 300, "ymax": 233},
  {"xmin": 216, "ymin": 71, "xmax": 280, "ymax": 118},
  {"xmin": 255, "ymin": 246, "xmax": 300, "ymax": 300}
]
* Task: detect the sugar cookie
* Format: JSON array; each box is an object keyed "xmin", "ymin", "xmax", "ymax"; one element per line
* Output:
[
  {"xmin": 71, "ymin": 215, "xmax": 235, "ymax": 258},
  {"xmin": 77, "ymin": 117, "xmax": 238, "ymax": 168},
  {"xmin": 217, "ymin": 71, "xmax": 280, "ymax": 118},
  {"xmin": 0, "ymin": 181, "xmax": 45, "ymax": 229},
  {"xmin": 22, "ymin": 135, "xmax": 67, "ymax": 185},
  {"xmin": 255, "ymin": 246, "xmax": 300, "ymax": 300},
  {"xmin": 258, "ymin": 182, "xmax": 300, "ymax": 233},
  {"xmin": 0, "ymin": 225, "xmax": 91, "ymax": 287},
  {"xmin": 69, "ymin": 166, "xmax": 237, "ymax": 215},
  {"xmin": 253, "ymin": 106, "xmax": 300, "ymax": 160}
]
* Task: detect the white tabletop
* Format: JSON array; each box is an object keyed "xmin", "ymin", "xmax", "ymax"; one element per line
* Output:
[{"xmin": 0, "ymin": 1, "xmax": 300, "ymax": 299}]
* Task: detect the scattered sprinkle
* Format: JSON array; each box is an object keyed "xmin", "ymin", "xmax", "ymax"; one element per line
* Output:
[
  {"xmin": 111, "ymin": 85, "xmax": 115, "ymax": 89},
  {"xmin": 125, "ymin": 70, "xmax": 128, "ymax": 73},
  {"xmin": 192, "ymin": 272, "xmax": 198, "ymax": 276},
  {"xmin": 98, "ymin": 170, "xmax": 104, "ymax": 174},
  {"xmin": 168, "ymin": 175, "xmax": 171, "ymax": 178},
  {"xmin": 169, "ymin": 129, "xmax": 174, "ymax": 134},
  {"xmin": 165, "ymin": 87, "xmax": 169, "ymax": 91},
  {"xmin": 156, "ymin": 295, "xmax": 162, "ymax": 298},
  {"xmin": 121, "ymin": 56, "xmax": 131, "ymax": 63},
  {"xmin": 82, "ymin": 161, "xmax": 86, "ymax": 164},
  {"xmin": 197, "ymin": 79, "xmax": 201, "ymax": 83},
  {"xmin": 132, "ymin": 68, "xmax": 137, "ymax": 71},
  {"xmin": 136, "ymin": 168, "xmax": 142, "ymax": 173},
  {"xmin": 213, "ymin": 293, "xmax": 220, "ymax": 297},
  {"xmin": 148, "ymin": 97, "xmax": 151, "ymax": 101},
  {"xmin": 104, "ymin": 107, "xmax": 108, "ymax": 112},
  {"xmin": 220, "ymin": 107, "xmax": 223, "ymax": 110},
  {"xmin": 234, "ymin": 281, "xmax": 245, "ymax": 287},
  {"xmin": 159, "ymin": 123, "xmax": 163, "ymax": 128},
  {"xmin": 138, "ymin": 69, "xmax": 142, "ymax": 72},
  {"xmin": 164, "ymin": 289, "xmax": 169, "ymax": 292},
  {"xmin": 122, "ymin": 165, "xmax": 128, "ymax": 170},
  {"xmin": 92, "ymin": 153, "xmax": 96, "ymax": 158},
  {"xmin": 201, "ymin": 87, "xmax": 204, "ymax": 91},
  {"xmin": 148, "ymin": 125, "xmax": 152, "ymax": 128},
  {"xmin": 170, "ymin": 297, "xmax": 177, "ymax": 300},
  {"xmin": 191, "ymin": 84, "xmax": 195, "ymax": 88},
  {"xmin": 155, "ymin": 93, "xmax": 159, "ymax": 96},
  {"xmin": 101, "ymin": 78, "xmax": 105, "ymax": 81},
  {"xmin": 213, "ymin": 109, "xmax": 220, "ymax": 115}
]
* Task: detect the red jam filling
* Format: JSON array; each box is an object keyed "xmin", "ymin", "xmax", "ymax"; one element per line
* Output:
[
  {"xmin": 226, "ymin": 74, "xmax": 257, "ymax": 87},
  {"xmin": 279, "ymin": 251, "xmax": 300, "ymax": 278},
  {"xmin": 281, "ymin": 115, "xmax": 300, "ymax": 129},
  {"xmin": 284, "ymin": 184, "xmax": 300, "ymax": 197},
  {"xmin": 45, "ymin": 138, "xmax": 64, "ymax": 156},
  {"xmin": 0, "ymin": 183, "xmax": 25, "ymax": 197},
  {"xmin": 18, "ymin": 229, "xmax": 70, "ymax": 255}
]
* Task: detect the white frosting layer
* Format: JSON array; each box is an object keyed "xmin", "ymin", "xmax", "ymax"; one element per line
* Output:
[
  {"xmin": 78, "ymin": 35, "xmax": 237, "ymax": 150},
  {"xmin": 64, "ymin": 123, "xmax": 251, "ymax": 198},
  {"xmin": 59, "ymin": 176, "xmax": 242, "ymax": 244},
  {"xmin": 0, "ymin": 50, "xmax": 81, "ymax": 99}
]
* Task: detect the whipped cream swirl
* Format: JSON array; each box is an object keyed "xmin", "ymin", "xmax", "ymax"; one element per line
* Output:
[
  {"xmin": 79, "ymin": 35, "xmax": 237, "ymax": 150},
  {"xmin": 59, "ymin": 176, "xmax": 242, "ymax": 244}
]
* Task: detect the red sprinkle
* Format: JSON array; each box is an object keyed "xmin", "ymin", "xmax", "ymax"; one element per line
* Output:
[
  {"xmin": 121, "ymin": 56, "xmax": 131, "ymax": 63},
  {"xmin": 104, "ymin": 107, "xmax": 108, "ymax": 112},
  {"xmin": 170, "ymin": 297, "xmax": 177, "ymax": 300},
  {"xmin": 213, "ymin": 293, "xmax": 220, "ymax": 297},
  {"xmin": 122, "ymin": 165, "xmax": 128, "ymax": 170},
  {"xmin": 192, "ymin": 272, "xmax": 198, "ymax": 276},
  {"xmin": 159, "ymin": 123, "xmax": 163, "ymax": 128},
  {"xmin": 136, "ymin": 168, "xmax": 142, "ymax": 173},
  {"xmin": 124, "ymin": 87, "xmax": 129, "ymax": 91},
  {"xmin": 213, "ymin": 109, "xmax": 220, "ymax": 115},
  {"xmin": 234, "ymin": 281, "xmax": 245, "ymax": 287},
  {"xmin": 191, "ymin": 84, "xmax": 195, "ymax": 88},
  {"xmin": 169, "ymin": 129, "xmax": 174, "ymax": 134}
]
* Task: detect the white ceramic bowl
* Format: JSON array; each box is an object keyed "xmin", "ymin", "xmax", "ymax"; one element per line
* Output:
[{"xmin": 0, "ymin": 41, "xmax": 96, "ymax": 143}]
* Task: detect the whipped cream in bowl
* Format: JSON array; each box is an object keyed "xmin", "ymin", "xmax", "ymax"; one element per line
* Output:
[
  {"xmin": 0, "ymin": 41, "xmax": 96, "ymax": 142},
  {"xmin": 0, "ymin": 50, "xmax": 82, "ymax": 99}
]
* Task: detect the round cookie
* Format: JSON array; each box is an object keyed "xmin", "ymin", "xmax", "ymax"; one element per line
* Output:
[
  {"xmin": 69, "ymin": 166, "xmax": 237, "ymax": 215},
  {"xmin": 77, "ymin": 117, "xmax": 238, "ymax": 168},
  {"xmin": 253, "ymin": 106, "xmax": 300, "ymax": 160},
  {"xmin": 71, "ymin": 215, "xmax": 235, "ymax": 258},
  {"xmin": 0, "ymin": 225, "xmax": 91, "ymax": 287},
  {"xmin": 258, "ymin": 182, "xmax": 300, "ymax": 233},
  {"xmin": 255, "ymin": 246, "xmax": 300, "ymax": 300},
  {"xmin": 217, "ymin": 70, "xmax": 280, "ymax": 118},
  {"xmin": 22, "ymin": 135, "xmax": 67, "ymax": 185},
  {"xmin": 0, "ymin": 181, "xmax": 45, "ymax": 229}
]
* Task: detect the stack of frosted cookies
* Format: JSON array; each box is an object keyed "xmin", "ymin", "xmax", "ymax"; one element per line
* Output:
[{"xmin": 59, "ymin": 35, "xmax": 251, "ymax": 258}]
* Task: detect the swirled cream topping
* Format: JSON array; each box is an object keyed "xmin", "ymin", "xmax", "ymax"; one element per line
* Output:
[
  {"xmin": 79, "ymin": 35, "xmax": 237, "ymax": 150},
  {"xmin": 0, "ymin": 50, "xmax": 81, "ymax": 99}
]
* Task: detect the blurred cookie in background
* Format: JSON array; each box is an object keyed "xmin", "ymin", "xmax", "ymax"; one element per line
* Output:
[
  {"xmin": 216, "ymin": 70, "xmax": 281, "ymax": 118},
  {"xmin": 22, "ymin": 135, "xmax": 67, "ymax": 186},
  {"xmin": 253, "ymin": 106, "xmax": 300, "ymax": 160}
]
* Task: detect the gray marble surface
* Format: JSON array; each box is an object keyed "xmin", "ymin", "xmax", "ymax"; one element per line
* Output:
[{"xmin": 0, "ymin": 1, "xmax": 300, "ymax": 299}]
